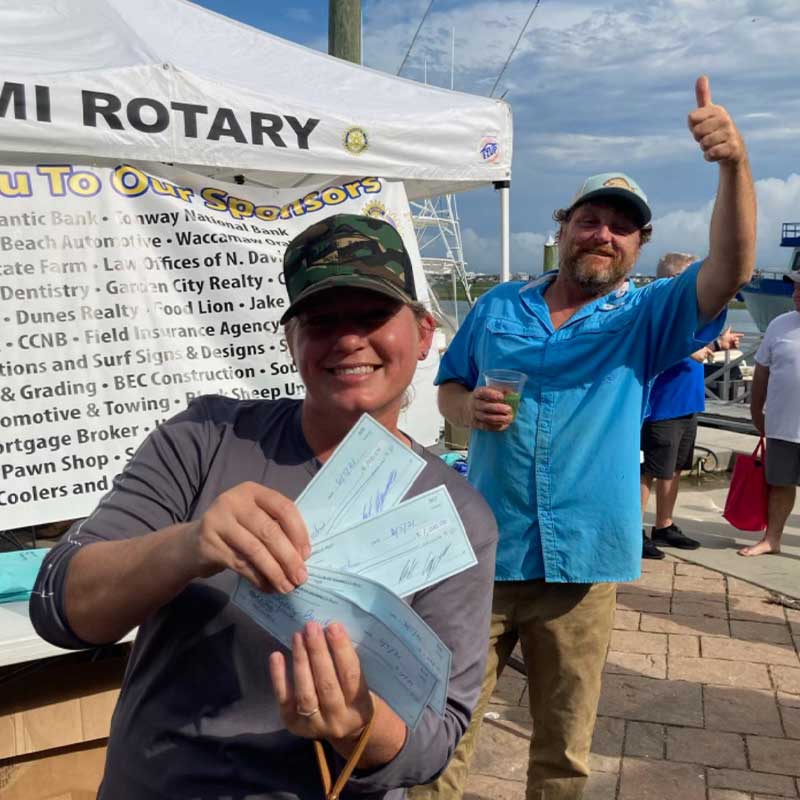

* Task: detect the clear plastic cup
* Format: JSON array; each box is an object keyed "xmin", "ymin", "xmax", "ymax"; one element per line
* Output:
[{"xmin": 483, "ymin": 369, "xmax": 527, "ymax": 421}]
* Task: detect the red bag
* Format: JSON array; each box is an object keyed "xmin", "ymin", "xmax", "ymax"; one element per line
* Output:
[{"xmin": 723, "ymin": 437, "xmax": 769, "ymax": 531}]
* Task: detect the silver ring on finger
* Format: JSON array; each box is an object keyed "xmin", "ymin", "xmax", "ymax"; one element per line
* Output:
[{"xmin": 296, "ymin": 706, "xmax": 320, "ymax": 718}]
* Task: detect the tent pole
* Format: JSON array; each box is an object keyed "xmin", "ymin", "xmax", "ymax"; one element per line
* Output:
[{"xmin": 495, "ymin": 181, "xmax": 511, "ymax": 283}]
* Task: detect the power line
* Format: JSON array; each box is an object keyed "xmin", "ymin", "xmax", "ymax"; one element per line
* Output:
[
  {"xmin": 490, "ymin": 0, "xmax": 541, "ymax": 98},
  {"xmin": 396, "ymin": 0, "xmax": 436, "ymax": 76}
]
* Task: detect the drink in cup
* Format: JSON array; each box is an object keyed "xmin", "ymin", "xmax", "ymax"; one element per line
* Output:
[{"xmin": 483, "ymin": 369, "xmax": 527, "ymax": 421}]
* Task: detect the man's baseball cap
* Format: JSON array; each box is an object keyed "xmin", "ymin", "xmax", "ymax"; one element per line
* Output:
[
  {"xmin": 567, "ymin": 172, "xmax": 652, "ymax": 227},
  {"xmin": 783, "ymin": 271, "xmax": 800, "ymax": 284},
  {"xmin": 280, "ymin": 213, "xmax": 417, "ymax": 324}
]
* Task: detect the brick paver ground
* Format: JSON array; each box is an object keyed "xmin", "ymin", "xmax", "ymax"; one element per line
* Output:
[{"xmin": 463, "ymin": 556, "xmax": 800, "ymax": 800}]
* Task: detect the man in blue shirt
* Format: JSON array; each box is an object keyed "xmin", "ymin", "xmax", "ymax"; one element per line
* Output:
[
  {"xmin": 408, "ymin": 77, "xmax": 756, "ymax": 800},
  {"xmin": 641, "ymin": 252, "xmax": 742, "ymax": 559}
]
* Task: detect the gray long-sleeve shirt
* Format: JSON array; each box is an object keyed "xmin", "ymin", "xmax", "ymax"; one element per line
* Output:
[{"xmin": 30, "ymin": 397, "xmax": 497, "ymax": 800}]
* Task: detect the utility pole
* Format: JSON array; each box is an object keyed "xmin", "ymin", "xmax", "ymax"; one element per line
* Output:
[{"xmin": 328, "ymin": 0, "xmax": 361, "ymax": 64}]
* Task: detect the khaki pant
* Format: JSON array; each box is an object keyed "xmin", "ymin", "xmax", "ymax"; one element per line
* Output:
[{"xmin": 409, "ymin": 580, "xmax": 616, "ymax": 800}]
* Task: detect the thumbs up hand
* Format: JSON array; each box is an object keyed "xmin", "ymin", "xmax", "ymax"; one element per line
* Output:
[{"xmin": 688, "ymin": 75, "xmax": 745, "ymax": 165}]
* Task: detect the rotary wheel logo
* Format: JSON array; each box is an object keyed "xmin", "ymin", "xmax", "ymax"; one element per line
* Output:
[
  {"xmin": 362, "ymin": 200, "xmax": 398, "ymax": 229},
  {"xmin": 343, "ymin": 126, "xmax": 369, "ymax": 155}
]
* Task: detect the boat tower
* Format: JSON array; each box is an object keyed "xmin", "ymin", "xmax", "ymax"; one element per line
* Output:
[{"xmin": 412, "ymin": 194, "xmax": 472, "ymax": 334}]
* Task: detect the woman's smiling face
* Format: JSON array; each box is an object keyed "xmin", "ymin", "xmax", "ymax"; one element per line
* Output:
[{"xmin": 287, "ymin": 288, "xmax": 432, "ymax": 423}]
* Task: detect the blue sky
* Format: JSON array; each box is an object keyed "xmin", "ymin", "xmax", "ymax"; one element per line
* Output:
[{"xmin": 194, "ymin": 1, "xmax": 800, "ymax": 275}]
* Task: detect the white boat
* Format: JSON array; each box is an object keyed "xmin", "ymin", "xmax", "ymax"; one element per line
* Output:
[{"xmin": 740, "ymin": 223, "xmax": 800, "ymax": 331}]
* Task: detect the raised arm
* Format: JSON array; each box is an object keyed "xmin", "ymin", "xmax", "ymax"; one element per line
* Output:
[{"xmin": 692, "ymin": 75, "xmax": 757, "ymax": 323}]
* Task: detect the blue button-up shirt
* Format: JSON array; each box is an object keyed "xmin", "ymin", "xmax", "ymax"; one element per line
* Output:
[{"xmin": 436, "ymin": 261, "xmax": 724, "ymax": 584}]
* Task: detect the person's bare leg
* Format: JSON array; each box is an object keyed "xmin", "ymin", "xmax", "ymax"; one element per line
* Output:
[
  {"xmin": 640, "ymin": 474, "xmax": 653, "ymax": 520},
  {"xmin": 738, "ymin": 485, "xmax": 796, "ymax": 556},
  {"xmin": 654, "ymin": 472, "xmax": 681, "ymax": 529},
  {"xmin": 640, "ymin": 473, "xmax": 666, "ymax": 558}
]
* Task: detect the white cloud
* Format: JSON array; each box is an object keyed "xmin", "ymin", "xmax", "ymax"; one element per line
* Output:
[
  {"xmin": 647, "ymin": 204, "xmax": 713, "ymax": 271},
  {"xmin": 358, "ymin": 0, "xmax": 799, "ymax": 279},
  {"xmin": 461, "ymin": 226, "xmax": 550, "ymax": 274},
  {"xmin": 745, "ymin": 127, "xmax": 800, "ymax": 143},
  {"xmin": 513, "ymin": 231, "xmax": 548, "ymax": 255},
  {"xmin": 752, "ymin": 174, "xmax": 800, "ymax": 269},
  {"xmin": 641, "ymin": 173, "xmax": 800, "ymax": 273},
  {"xmin": 460, "ymin": 174, "xmax": 800, "ymax": 276},
  {"xmin": 364, "ymin": 1, "xmax": 533, "ymax": 87},
  {"xmin": 460, "ymin": 226, "xmax": 497, "ymax": 273},
  {"xmin": 363, "ymin": 0, "xmax": 799, "ymax": 118},
  {"xmin": 742, "ymin": 112, "xmax": 777, "ymax": 120},
  {"xmin": 532, "ymin": 133, "xmax": 695, "ymax": 166}
]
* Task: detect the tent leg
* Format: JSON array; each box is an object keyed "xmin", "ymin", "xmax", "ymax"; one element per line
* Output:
[{"xmin": 495, "ymin": 181, "xmax": 511, "ymax": 282}]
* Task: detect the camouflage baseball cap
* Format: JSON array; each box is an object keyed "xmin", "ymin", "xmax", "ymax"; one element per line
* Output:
[
  {"xmin": 567, "ymin": 172, "xmax": 651, "ymax": 227},
  {"xmin": 280, "ymin": 213, "xmax": 417, "ymax": 324}
]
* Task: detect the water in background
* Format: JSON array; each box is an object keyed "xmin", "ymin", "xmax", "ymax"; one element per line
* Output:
[
  {"xmin": 439, "ymin": 300, "xmax": 759, "ymax": 336},
  {"xmin": 726, "ymin": 308, "xmax": 759, "ymax": 335}
]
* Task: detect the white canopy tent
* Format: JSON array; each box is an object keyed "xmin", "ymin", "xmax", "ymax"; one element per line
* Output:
[
  {"xmin": 0, "ymin": 0, "xmax": 512, "ymax": 201},
  {"xmin": 0, "ymin": 1, "xmax": 514, "ymax": 529}
]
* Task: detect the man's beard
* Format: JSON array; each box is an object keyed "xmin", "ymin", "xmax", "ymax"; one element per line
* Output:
[{"xmin": 560, "ymin": 247, "xmax": 632, "ymax": 298}]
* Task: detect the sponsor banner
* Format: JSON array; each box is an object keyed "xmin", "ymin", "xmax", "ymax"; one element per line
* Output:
[{"xmin": 0, "ymin": 161, "xmax": 433, "ymax": 527}]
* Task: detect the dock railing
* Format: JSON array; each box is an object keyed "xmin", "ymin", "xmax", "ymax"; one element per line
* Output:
[
  {"xmin": 700, "ymin": 332, "xmax": 760, "ymax": 435},
  {"xmin": 750, "ymin": 267, "xmax": 792, "ymax": 281},
  {"xmin": 703, "ymin": 346, "xmax": 753, "ymax": 404}
]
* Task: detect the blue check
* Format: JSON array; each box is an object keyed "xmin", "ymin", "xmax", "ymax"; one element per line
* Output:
[
  {"xmin": 307, "ymin": 566, "xmax": 451, "ymax": 715},
  {"xmin": 232, "ymin": 573, "xmax": 436, "ymax": 730},
  {"xmin": 309, "ymin": 486, "xmax": 477, "ymax": 597},
  {"xmin": 296, "ymin": 413, "xmax": 426, "ymax": 545}
]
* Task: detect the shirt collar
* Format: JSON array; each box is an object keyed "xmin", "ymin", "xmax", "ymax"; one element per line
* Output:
[
  {"xmin": 519, "ymin": 270, "xmax": 558, "ymax": 296},
  {"xmin": 519, "ymin": 272, "xmax": 632, "ymax": 300},
  {"xmin": 600, "ymin": 280, "xmax": 632, "ymax": 309},
  {"xmin": 517, "ymin": 273, "xmax": 634, "ymax": 329}
]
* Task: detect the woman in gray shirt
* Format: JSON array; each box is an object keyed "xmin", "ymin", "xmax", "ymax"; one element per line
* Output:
[{"xmin": 30, "ymin": 214, "xmax": 497, "ymax": 800}]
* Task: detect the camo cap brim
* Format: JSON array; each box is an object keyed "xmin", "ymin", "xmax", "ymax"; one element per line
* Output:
[{"xmin": 280, "ymin": 213, "xmax": 417, "ymax": 324}]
